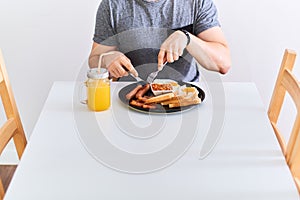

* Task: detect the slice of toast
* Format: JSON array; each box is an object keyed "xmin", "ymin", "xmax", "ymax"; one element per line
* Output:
[{"xmin": 145, "ymin": 93, "xmax": 175, "ymax": 104}]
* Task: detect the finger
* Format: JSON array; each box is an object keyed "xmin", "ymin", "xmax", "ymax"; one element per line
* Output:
[
  {"xmin": 173, "ymin": 51, "xmax": 179, "ymax": 61},
  {"xmin": 167, "ymin": 50, "xmax": 174, "ymax": 63},
  {"xmin": 109, "ymin": 56, "xmax": 128, "ymax": 77},
  {"xmin": 174, "ymin": 42, "xmax": 183, "ymax": 57},
  {"xmin": 108, "ymin": 62, "xmax": 124, "ymax": 78},
  {"xmin": 129, "ymin": 69, "xmax": 138, "ymax": 77},
  {"xmin": 121, "ymin": 56, "xmax": 137, "ymax": 76},
  {"xmin": 178, "ymin": 48, "xmax": 184, "ymax": 57},
  {"xmin": 112, "ymin": 67, "xmax": 122, "ymax": 78},
  {"xmin": 115, "ymin": 65, "xmax": 127, "ymax": 77},
  {"xmin": 109, "ymin": 68, "xmax": 118, "ymax": 78},
  {"xmin": 158, "ymin": 49, "xmax": 166, "ymax": 67}
]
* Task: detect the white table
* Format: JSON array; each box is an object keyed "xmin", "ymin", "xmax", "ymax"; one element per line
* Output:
[{"xmin": 5, "ymin": 82, "xmax": 300, "ymax": 200}]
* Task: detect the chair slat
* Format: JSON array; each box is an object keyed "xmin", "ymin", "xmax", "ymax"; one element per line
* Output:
[
  {"xmin": 268, "ymin": 49, "xmax": 300, "ymax": 194},
  {"xmin": 270, "ymin": 121, "xmax": 287, "ymax": 153},
  {"xmin": 282, "ymin": 69, "xmax": 300, "ymax": 112},
  {"xmin": 268, "ymin": 49, "xmax": 296, "ymax": 124},
  {"xmin": 288, "ymin": 115, "xmax": 300, "ymax": 175},
  {"xmin": 0, "ymin": 179, "xmax": 4, "ymax": 200},
  {"xmin": 0, "ymin": 82, "xmax": 14, "ymax": 118},
  {"xmin": 295, "ymin": 178, "xmax": 300, "ymax": 193},
  {"xmin": 0, "ymin": 119, "xmax": 17, "ymax": 155},
  {"xmin": 0, "ymin": 52, "xmax": 5, "ymax": 84},
  {"xmin": 0, "ymin": 73, "xmax": 3, "ymax": 84},
  {"xmin": 0, "ymin": 48, "xmax": 27, "ymax": 200}
]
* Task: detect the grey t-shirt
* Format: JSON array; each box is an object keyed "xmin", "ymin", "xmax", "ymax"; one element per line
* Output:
[{"xmin": 93, "ymin": 0, "xmax": 220, "ymax": 82}]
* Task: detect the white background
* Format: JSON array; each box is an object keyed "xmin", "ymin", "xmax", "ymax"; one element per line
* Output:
[{"xmin": 0, "ymin": 0, "xmax": 299, "ymax": 162}]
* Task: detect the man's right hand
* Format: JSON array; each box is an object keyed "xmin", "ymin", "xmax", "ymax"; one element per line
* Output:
[
  {"xmin": 103, "ymin": 51, "xmax": 137, "ymax": 78},
  {"xmin": 89, "ymin": 42, "xmax": 138, "ymax": 79}
]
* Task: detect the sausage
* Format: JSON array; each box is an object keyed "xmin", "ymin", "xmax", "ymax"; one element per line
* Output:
[
  {"xmin": 130, "ymin": 99, "xmax": 156, "ymax": 109},
  {"xmin": 125, "ymin": 85, "xmax": 143, "ymax": 100},
  {"xmin": 137, "ymin": 96, "xmax": 150, "ymax": 102},
  {"xmin": 142, "ymin": 104, "xmax": 156, "ymax": 109},
  {"xmin": 135, "ymin": 84, "xmax": 150, "ymax": 99},
  {"xmin": 129, "ymin": 100, "xmax": 144, "ymax": 107}
]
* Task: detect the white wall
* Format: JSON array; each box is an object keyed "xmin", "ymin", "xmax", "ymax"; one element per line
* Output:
[
  {"xmin": 0, "ymin": 0, "xmax": 299, "ymax": 161},
  {"xmin": 215, "ymin": 0, "xmax": 300, "ymax": 140},
  {"xmin": 0, "ymin": 0, "xmax": 100, "ymax": 136}
]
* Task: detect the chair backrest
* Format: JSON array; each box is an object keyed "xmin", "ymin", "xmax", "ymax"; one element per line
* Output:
[
  {"xmin": 0, "ymin": 49, "xmax": 27, "ymax": 199},
  {"xmin": 268, "ymin": 49, "xmax": 300, "ymax": 192}
]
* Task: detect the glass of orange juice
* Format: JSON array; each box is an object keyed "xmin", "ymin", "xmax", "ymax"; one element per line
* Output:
[{"xmin": 81, "ymin": 68, "xmax": 110, "ymax": 111}]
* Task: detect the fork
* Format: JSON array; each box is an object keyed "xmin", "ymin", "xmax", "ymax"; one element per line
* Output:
[{"xmin": 146, "ymin": 61, "xmax": 167, "ymax": 83}]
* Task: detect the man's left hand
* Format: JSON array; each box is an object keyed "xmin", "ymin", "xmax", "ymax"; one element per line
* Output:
[{"xmin": 158, "ymin": 30, "xmax": 188, "ymax": 68}]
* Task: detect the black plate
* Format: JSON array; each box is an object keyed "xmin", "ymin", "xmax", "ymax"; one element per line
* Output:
[{"xmin": 118, "ymin": 81, "xmax": 205, "ymax": 114}]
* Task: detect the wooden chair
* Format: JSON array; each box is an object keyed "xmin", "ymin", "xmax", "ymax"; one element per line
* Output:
[
  {"xmin": 0, "ymin": 49, "xmax": 27, "ymax": 200},
  {"xmin": 268, "ymin": 49, "xmax": 300, "ymax": 192}
]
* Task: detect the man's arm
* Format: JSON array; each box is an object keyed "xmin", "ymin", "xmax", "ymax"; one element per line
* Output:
[
  {"xmin": 158, "ymin": 27, "xmax": 231, "ymax": 74},
  {"xmin": 88, "ymin": 42, "xmax": 137, "ymax": 78},
  {"xmin": 187, "ymin": 26, "xmax": 231, "ymax": 74},
  {"xmin": 88, "ymin": 42, "xmax": 117, "ymax": 68}
]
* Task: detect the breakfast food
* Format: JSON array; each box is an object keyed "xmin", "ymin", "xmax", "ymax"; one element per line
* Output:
[
  {"xmin": 144, "ymin": 93, "xmax": 175, "ymax": 104},
  {"xmin": 150, "ymin": 79, "xmax": 179, "ymax": 96},
  {"xmin": 126, "ymin": 84, "xmax": 156, "ymax": 109},
  {"xmin": 151, "ymin": 83, "xmax": 173, "ymax": 91},
  {"xmin": 130, "ymin": 99, "xmax": 156, "ymax": 109},
  {"xmin": 160, "ymin": 96, "xmax": 184, "ymax": 105},
  {"xmin": 135, "ymin": 84, "xmax": 150, "ymax": 100},
  {"xmin": 168, "ymin": 98, "xmax": 201, "ymax": 108},
  {"xmin": 125, "ymin": 80, "xmax": 202, "ymax": 110},
  {"xmin": 125, "ymin": 84, "xmax": 143, "ymax": 100},
  {"xmin": 159, "ymin": 85, "xmax": 202, "ymax": 108}
]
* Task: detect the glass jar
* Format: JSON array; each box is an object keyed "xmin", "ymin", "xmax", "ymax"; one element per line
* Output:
[{"xmin": 85, "ymin": 68, "xmax": 110, "ymax": 111}]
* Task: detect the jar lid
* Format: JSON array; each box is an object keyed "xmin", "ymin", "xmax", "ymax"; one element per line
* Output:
[{"xmin": 87, "ymin": 68, "xmax": 109, "ymax": 79}]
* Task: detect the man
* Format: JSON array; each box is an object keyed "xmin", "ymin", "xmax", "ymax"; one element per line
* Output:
[{"xmin": 89, "ymin": 0, "xmax": 231, "ymax": 82}]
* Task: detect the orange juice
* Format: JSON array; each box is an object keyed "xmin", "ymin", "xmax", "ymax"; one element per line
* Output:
[
  {"xmin": 84, "ymin": 68, "xmax": 110, "ymax": 112},
  {"xmin": 87, "ymin": 80, "xmax": 110, "ymax": 111}
]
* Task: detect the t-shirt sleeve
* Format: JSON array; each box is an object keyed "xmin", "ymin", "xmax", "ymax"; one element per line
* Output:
[
  {"xmin": 194, "ymin": 0, "xmax": 220, "ymax": 35},
  {"xmin": 93, "ymin": 0, "xmax": 118, "ymax": 46}
]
